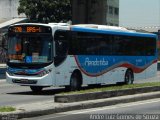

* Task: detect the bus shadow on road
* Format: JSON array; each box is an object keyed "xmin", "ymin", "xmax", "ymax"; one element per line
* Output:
[
  {"xmin": 6, "ymin": 83, "xmax": 123, "ymax": 96},
  {"xmin": 6, "ymin": 88, "xmax": 67, "ymax": 96}
]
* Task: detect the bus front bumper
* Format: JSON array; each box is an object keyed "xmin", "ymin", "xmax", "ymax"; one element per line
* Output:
[{"xmin": 6, "ymin": 72, "xmax": 53, "ymax": 87}]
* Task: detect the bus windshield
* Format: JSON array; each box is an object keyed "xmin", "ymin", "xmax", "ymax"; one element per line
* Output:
[{"xmin": 8, "ymin": 34, "xmax": 53, "ymax": 64}]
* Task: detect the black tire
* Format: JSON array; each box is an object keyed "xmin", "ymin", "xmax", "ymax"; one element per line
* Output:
[
  {"xmin": 69, "ymin": 72, "xmax": 82, "ymax": 91},
  {"xmin": 124, "ymin": 70, "xmax": 134, "ymax": 84},
  {"xmin": 30, "ymin": 86, "xmax": 43, "ymax": 92}
]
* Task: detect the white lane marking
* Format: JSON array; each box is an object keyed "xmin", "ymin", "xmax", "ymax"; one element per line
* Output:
[{"xmin": 38, "ymin": 98, "xmax": 160, "ymax": 120}]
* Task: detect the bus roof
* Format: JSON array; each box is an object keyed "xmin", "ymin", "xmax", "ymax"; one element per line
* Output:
[
  {"xmin": 9, "ymin": 23, "xmax": 157, "ymax": 38},
  {"xmin": 71, "ymin": 24, "xmax": 157, "ymax": 38},
  {"xmin": 9, "ymin": 23, "xmax": 69, "ymax": 27}
]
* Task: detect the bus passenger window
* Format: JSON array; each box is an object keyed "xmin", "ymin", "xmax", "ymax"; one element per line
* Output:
[
  {"xmin": 55, "ymin": 40, "xmax": 68, "ymax": 56},
  {"xmin": 54, "ymin": 30, "xmax": 68, "ymax": 66}
]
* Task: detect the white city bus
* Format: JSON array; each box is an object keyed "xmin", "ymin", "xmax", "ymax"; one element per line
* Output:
[{"xmin": 6, "ymin": 23, "xmax": 158, "ymax": 92}]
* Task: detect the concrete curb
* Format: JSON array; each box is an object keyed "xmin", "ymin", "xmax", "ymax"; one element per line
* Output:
[
  {"xmin": 55, "ymin": 86, "xmax": 160, "ymax": 103},
  {"xmin": 0, "ymin": 91, "xmax": 160, "ymax": 119}
]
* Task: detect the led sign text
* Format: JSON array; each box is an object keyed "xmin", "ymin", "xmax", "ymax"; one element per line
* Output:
[
  {"xmin": 11, "ymin": 26, "xmax": 43, "ymax": 33},
  {"xmin": 27, "ymin": 27, "xmax": 41, "ymax": 33}
]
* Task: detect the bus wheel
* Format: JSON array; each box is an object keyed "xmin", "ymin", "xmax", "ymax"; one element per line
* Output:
[
  {"xmin": 70, "ymin": 72, "xmax": 82, "ymax": 91},
  {"xmin": 30, "ymin": 86, "xmax": 43, "ymax": 92},
  {"xmin": 124, "ymin": 70, "xmax": 134, "ymax": 84}
]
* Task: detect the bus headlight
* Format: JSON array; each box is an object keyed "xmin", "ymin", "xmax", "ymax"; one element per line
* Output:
[{"xmin": 38, "ymin": 69, "xmax": 52, "ymax": 77}]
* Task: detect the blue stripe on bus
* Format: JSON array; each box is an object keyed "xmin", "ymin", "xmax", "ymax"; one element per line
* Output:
[{"xmin": 71, "ymin": 27, "xmax": 157, "ymax": 38}]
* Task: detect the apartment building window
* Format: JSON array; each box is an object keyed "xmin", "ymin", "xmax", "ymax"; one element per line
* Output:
[
  {"xmin": 109, "ymin": 6, "xmax": 113, "ymax": 14},
  {"xmin": 114, "ymin": 8, "xmax": 119, "ymax": 15}
]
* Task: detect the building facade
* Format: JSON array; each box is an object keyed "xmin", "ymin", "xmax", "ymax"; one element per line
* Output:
[
  {"xmin": 106, "ymin": 0, "xmax": 119, "ymax": 26},
  {"xmin": 0, "ymin": 0, "xmax": 25, "ymax": 23},
  {"xmin": 72, "ymin": 0, "xmax": 119, "ymax": 26}
]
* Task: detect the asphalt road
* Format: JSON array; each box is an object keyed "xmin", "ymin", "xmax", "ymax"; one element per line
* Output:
[
  {"xmin": 0, "ymin": 71, "xmax": 159, "ymax": 106},
  {"xmin": 21, "ymin": 98, "xmax": 160, "ymax": 120},
  {"xmin": 0, "ymin": 82, "xmax": 64, "ymax": 106}
]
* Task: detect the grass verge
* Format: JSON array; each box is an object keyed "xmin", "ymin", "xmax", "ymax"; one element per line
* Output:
[
  {"xmin": 0, "ymin": 106, "xmax": 16, "ymax": 112},
  {"xmin": 61, "ymin": 82, "xmax": 160, "ymax": 95}
]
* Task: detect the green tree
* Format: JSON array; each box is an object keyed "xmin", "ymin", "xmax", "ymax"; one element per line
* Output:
[{"xmin": 18, "ymin": 0, "xmax": 71, "ymax": 23}]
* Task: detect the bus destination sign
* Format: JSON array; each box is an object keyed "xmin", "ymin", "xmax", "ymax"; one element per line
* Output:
[{"xmin": 9, "ymin": 25, "xmax": 51, "ymax": 33}]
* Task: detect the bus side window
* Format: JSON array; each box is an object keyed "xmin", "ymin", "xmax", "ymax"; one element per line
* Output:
[
  {"xmin": 55, "ymin": 40, "xmax": 68, "ymax": 56},
  {"xmin": 54, "ymin": 30, "xmax": 68, "ymax": 67},
  {"xmin": 145, "ymin": 38, "xmax": 156, "ymax": 56}
]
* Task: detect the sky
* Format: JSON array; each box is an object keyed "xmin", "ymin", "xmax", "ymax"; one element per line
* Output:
[{"xmin": 119, "ymin": 0, "xmax": 160, "ymax": 31}]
